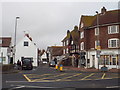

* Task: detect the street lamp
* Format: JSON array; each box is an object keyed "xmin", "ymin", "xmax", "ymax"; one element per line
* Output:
[
  {"xmin": 96, "ymin": 11, "xmax": 101, "ymax": 70},
  {"xmin": 13, "ymin": 16, "xmax": 20, "ymax": 64}
]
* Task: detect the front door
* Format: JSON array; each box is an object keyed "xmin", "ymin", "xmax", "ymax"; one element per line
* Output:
[{"xmin": 92, "ymin": 55, "xmax": 95, "ymax": 68}]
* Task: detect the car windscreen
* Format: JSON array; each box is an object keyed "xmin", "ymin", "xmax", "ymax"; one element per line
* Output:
[{"xmin": 22, "ymin": 59, "xmax": 31, "ymax": 64}]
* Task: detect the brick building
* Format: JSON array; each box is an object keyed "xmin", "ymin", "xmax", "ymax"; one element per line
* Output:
[
  {"xmin": 62, "ymin": 26, "xmax": 80, "ymax": 66},
  {"xmin": 79, "ymin": 7, "xmax": 120, "ymax": 69}
]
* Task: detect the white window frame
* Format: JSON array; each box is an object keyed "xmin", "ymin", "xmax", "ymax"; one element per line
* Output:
[
  {"xmin": 81, "ymin": 22, "xmax": 84, "ymax": 28},
  {"xmin": 108, "ymin": 38, "xmax": 119, "ymax": 48},
  {"xmin": 81, "ymin": 42, "xmax": 84, "ymax": 50},
  {"xmin": 95, "ymin": 28, "xmax": 99, "ymax": 35},
  {"xmin": 80, "ymin": 31, "xmax": 84, "ymax": 39},
  {"xmin": 108, "ymin": 25, "xmax": 119, "ymax": 34},
  {"xmin": 66, "ymin": 48, "xmax": 68, "ymax": 53},
  {"xmin": 24, "ymin": 41, "xmax": 29, "ymax": 46},
  {"xmin": 0, "ymin": 39, "xmax": 2, "ymax": 44}
]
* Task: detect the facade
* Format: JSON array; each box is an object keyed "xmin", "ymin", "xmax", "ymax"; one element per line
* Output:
[
  {"xmin": 15, "ymin": 34, "xmax": 38, "ymax": 67},
  {"xmin": 79, "ymin": 7, "xmax": 120, "ymax": 69},
  {"xmin": 47, "ymin": 46, "xmax": 63, "ymax": 62},
  {"xmin": 40, "ymin": 51, "xmax": 47, "ymax": 62},
  {"xmin": 0, "ymin": 37, "xmax": 12, "ymax": 64},
  {"xmin": 62, "ymin": 26, "xmax": 80, "ymax": 67}
]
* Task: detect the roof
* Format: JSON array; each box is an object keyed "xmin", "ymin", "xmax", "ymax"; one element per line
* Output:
[
  {"xmin": 80, "ymin": 9, "xmax": 120, "ymax": 29},
  {"xmin": 62, "ymin": 26, "xmax": 79, "ymax": 44},
  {"xmin": 92, "ymin": 9, "xmax": 119, "ymax": 26},
  {"xmin": 0, "ymin": 37, "xmax": 11, "ymax": 47},
  {"xmin": 47, "ymin": 46, "xmax": 63, "ymax": 56}
]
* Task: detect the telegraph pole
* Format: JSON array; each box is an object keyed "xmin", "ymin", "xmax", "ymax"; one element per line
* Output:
[
  {"xmin": 13, "ymin": 16, "xmax": 20, "ymax": 64},
  {"xmin": 96, "ymin": 11, "xmax": 101, "ymax": 70}
]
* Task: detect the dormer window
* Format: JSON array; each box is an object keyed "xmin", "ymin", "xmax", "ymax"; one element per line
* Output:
[{"xmin": 24, "ymin": 41, "xmax": 29, "ymax": 46}]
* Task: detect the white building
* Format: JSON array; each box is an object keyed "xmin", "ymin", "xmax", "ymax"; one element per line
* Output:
[
  {"xmin": 40, "ymin": 51, "xmax": 47, "ymax": 61},
  {"xmin": 0, "ymin": 37, "xmax": 12, "ymax": 64},
  {"xmin": 15, "ymin": 34, "xmax": 38, "ymax": 67}
]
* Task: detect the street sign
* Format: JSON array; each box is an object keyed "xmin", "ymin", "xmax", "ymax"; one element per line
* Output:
[{"xmin": 96, "ymin": 46, "xmax": 101, "ymax": 50}]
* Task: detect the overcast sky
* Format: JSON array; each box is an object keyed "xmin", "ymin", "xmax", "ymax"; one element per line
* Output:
[{"xmin": 1, "ymin": 1, "xmax": 119, "ymax": 50}]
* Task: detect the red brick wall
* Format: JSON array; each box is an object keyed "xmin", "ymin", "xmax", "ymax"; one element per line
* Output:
[{"xmin": 85, "ymin": 24, "xmax": 120, "ymax": 50}]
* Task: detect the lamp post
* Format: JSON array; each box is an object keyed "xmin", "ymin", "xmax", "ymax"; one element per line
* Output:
[
  {"xmin": 13, "ymin": 16, "xmax": 20, "ymax": 64},
  {"xmin": 96, "ymin": 11, "xmax": 101, "ymax": 70}
]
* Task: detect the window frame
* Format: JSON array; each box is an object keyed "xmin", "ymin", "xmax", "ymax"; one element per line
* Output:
[
  {"xmin": 80, "ymin": 31, "xmax": 84, "ymax": 39},
  {"xmin": 95, "ymin": 28, "xmax": 99, "ymax": 36},
  {"xmin": 108, "ymin": 25, "xmax": 119, "ymax": 34},
  {"xmin": 24, "ymin": 41, "xmax": 29, "ymax": 46},
  {"xmin": 81, "ymin": 42, "xmax": 84, "ymax": 50},
  {"xmin": 108, "ymin": 38, "xmax": 119, "ymax": 48}
]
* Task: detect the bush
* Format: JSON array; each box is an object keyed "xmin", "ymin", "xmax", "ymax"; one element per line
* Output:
[{"xmin": 2, "ymin": 64, "xmax": 14, "ymax": 71}]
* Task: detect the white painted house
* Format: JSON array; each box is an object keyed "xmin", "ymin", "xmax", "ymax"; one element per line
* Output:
[
  {"xmin": 15, "ymin": 34, "xmax": 38, "ymax": 67},
  {"xmin": 40, "ymin": 51, "xmax": 47, "ymax": 61},
  {"xmin": 0, "ymin": 37, "xmax": 12, "ymax": 64}
]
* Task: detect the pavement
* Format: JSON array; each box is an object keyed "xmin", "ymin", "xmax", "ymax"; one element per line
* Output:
[
  {"xmin": 62, "ymin": 66, "xmax": 120, "ymax": 73},
  {"xmin": 2, "ymin": 65, "xmax": 120, "ymax": 74}
]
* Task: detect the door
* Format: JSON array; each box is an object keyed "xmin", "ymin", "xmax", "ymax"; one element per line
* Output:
[{"xmin": 92, "ymin": 55, "xmax": 95, "ymax": 68}]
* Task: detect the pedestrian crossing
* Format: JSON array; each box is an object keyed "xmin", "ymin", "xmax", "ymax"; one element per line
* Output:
[{"xmin": 23, "ymin": 73, "xmax": 120, "ymax": 82}]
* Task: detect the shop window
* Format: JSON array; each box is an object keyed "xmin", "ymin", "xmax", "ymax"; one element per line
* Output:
[{"xmin": 99, "ymin": 56, "xmax": 104, "ymax": 65}]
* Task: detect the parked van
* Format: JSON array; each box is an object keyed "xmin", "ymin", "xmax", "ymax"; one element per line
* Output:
[{"xmin": 22, "ymin": 59, "xmax": 33, "ymax": 70}]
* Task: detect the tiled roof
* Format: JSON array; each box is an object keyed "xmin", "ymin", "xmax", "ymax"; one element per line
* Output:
[
  {"xmin": 80, "ymin": 9, "xmax": 120, "ymax": 28},
  {"xmin": 0, "ymin": 37, "xmax": 11, "ymax": 47},
  {"xmin": 81, "ymin": 15, "xmax": 96, "ymax": 27},
  {"xmin": 62, "ymin": 26, "xmax": 79, "ymax": 44},
  {"xmin": 92, "ymin": 9, "xmax": 120, "ymax": 26},
  {"xmin": 48, "ymin": 46, "xmax": 63, "ymax": 56}
]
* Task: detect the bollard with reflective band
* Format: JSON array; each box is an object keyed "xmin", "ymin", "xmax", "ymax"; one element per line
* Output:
[
  {"xmin": 55, "ymin": 64, "xmax": 58, "ymax": 70},
  {"xmin": 59, "ymin": 64, "xmax": 63, "ymax": 72}
]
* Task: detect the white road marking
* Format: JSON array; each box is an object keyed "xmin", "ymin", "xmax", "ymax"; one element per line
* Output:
[{"xmin": 106, "ymin": 86, "xmax": 120, "ymax": 88}]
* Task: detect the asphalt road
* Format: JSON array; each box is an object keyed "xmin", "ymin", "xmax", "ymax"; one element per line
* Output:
[{"xmin": 2, "ymin": 64, "xmax": 120, "ymax": 89}]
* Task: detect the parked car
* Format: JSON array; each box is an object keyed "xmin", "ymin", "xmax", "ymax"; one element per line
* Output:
[
  {"xmin": 22, "ymin": 59, "xmax": 33, "ymax": 70},
  {"xmin": 49, "ymin": 61, "xmax": 56, "ymax": 67},
  {"xmin": 42, "ymin": 61, "xmax": 48, "ymax": 64}
]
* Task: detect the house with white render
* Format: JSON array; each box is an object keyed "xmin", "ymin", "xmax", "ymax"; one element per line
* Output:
[{"xmin": 15, "ymin": 34, "xmax": 38, "ymax": 67}]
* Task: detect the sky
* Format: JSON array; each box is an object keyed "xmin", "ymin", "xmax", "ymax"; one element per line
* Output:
[{"xmin": 1, "ymin": 0, "xmax": 119, "ymax": 50}]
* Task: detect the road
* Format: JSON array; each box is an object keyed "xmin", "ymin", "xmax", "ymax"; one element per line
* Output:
[{"xmin": 2, "ymin": 64, "xmax": 120, "ymax": 89}]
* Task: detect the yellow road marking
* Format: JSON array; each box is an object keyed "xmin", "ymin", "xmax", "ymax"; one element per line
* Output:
[
  {"xmin": 56, "ymin": 73, "xmax": 82, "ymax": 81},
  {"xmin": 101, "ymin": 73, "xmax": 106, "ymax": 79},
  {"xmin": 23, "ymin": 74, "xmax": 32, "ymax": 82},
  {"xmin": 31, "ymin": 73, "xmax": 67, "ymax": 82},
  {"xmin": 81, "ymin": 73, "xmax": 95, "ymax": 80}
]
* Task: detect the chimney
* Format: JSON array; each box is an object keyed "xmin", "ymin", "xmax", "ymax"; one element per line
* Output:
[
  {"xmin": 67, "ymin": 30, "xmax": 70, "ymax": 35},
  {"xmin": 101, "ymin": 7, "xmax": 107, "ymax": 14},
  {"xmin": 74, "ymin": 26, "xmax": 78, "ymax": 30}
]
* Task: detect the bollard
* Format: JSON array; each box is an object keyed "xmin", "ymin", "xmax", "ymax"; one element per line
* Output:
[
  {"xmin": 55, "ymin": 64, "xmax": 58, "ymax": 70},
  {"xmin": 59, "ymin": 64, "xmax": 63, "ymax": 72}
]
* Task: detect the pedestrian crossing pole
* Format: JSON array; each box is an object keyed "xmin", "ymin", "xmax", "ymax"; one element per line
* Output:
[
  {"xmin": 55, "ymin": 64, "xmax": 58, "ymax": 70},
  {"xmin": 59, "ymin": 64, "xmax": 63, "ymax": 72}
]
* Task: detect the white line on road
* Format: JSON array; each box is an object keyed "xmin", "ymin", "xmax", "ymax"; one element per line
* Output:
[{"xmin": 106, "ymin": 86, "xmax": 120, "ymax": 88}]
